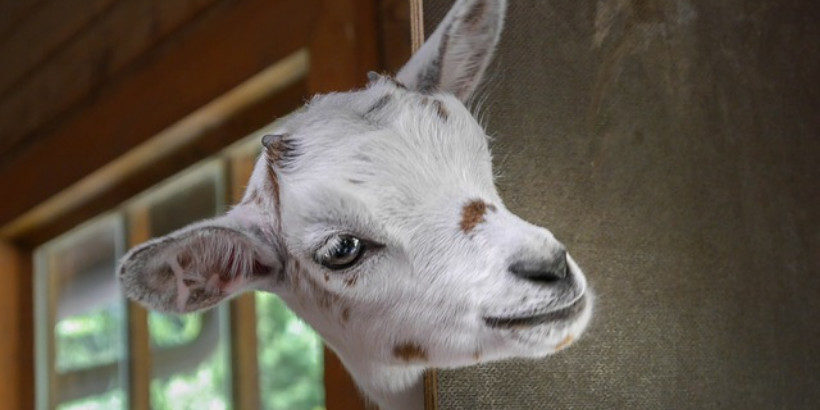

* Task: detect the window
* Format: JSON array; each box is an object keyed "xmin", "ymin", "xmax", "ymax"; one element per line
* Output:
[
  {"xmin": 34, "ymin": 214, "xmax": 127, "ymax": 410},
  {"xmin": 35, "ymin": 130, "xmax": 325, "ymax": 410}
]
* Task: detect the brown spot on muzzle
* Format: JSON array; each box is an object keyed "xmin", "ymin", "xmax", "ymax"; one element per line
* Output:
[
  {"xmin": 460, "ymin": 199, "xmax": 496, "ymax": 233},
  {"xmin": 393, "ymin": 342, "xmax": 428, "ymax": 362}
]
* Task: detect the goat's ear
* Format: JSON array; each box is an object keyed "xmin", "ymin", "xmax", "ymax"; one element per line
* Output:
[
  {"xmin": 396, "ymin": 0, "xmax": 506, "ymax": 102},
  {"xmin": 118, "ymin": 214, "xmax": 282, "ymax": 314}
]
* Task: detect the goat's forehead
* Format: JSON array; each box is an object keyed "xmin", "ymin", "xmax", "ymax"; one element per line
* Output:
[
  {"xmin": 284, "ymin": 83, "xmax": 485, "ymax": 148},
  {"xmin": 268, "ymin": 83, "xmax": 498, "ymax": 224},
  {"xmin": 275, "ymin": 83, "xmax": 493, "ymax": 187}
]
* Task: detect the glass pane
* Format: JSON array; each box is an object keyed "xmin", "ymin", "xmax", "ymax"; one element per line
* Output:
[
  {"xmin": 128, "ymin": 160, "xmax": 232, "ymax": 410},
  {"xmin": 35, "ymin": 214, "xmax": 127, "ymax": 410},
  {"xmin": 256, "ymin": 293, "xmax": 325, "ymax": 410}
]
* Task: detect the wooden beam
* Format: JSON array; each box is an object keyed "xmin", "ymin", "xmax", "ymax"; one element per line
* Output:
[
  {"xmin": 2, "ymin": 50, "xmax": 310, "ymax": 246},
  {"xmin": 409, "ymin": 0, "xmax": 424, "ymax": 53},
  {"xmin": 324, "ymin": 347, "xmax": 372, "ymax": 410},
  {"xmin": 308, "ymin": 0, "xmax": 379, "ymax": 93},
  {"xmin": 228, "ymin": 147, "xmax": 261, "ymax": 410},
  {"xmin": 126, "ymin": 209, "xmax": 152, "ymax": 410},
  {"xmin": 0, "ymin": 0, "xmax": 42, "ymax": 39},
  {"xmin": 0, "ymin": 0, "xmax": 223, "ymax": 159},
  {"xmin": 376, "ymin": 0, "xmax": 413, "ymax": 73},
  {"xmin": 0, "ymin": 0, "xmax": 117, "ymax": 98},
  {"xmin": 0, "ymin": 0, "xmax": 320, "ymax": 228},
  {"xmin": 423, "ymin": 370, "xmax": 438, "ymax": 410},
  {"xmin": 0, "ymin": 242, "xmax": 34, "ymax": 410}
]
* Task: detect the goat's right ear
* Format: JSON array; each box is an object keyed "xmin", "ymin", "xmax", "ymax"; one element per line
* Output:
[
  {"xmin": 118, "ymin": 214, "xmax": 282, "ymax": 314},
  {"xmin": 396, "ymin": 0, "xmax": 506, "ymax": 102}
]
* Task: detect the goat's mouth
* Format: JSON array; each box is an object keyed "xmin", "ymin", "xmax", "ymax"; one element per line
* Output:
[{"xmin": 483, "ymin": 294, "xmax": 587, "ymax": 329}]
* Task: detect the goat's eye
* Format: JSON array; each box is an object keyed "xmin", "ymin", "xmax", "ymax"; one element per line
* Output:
[{"xmin": 315, "ymin": 235, "xmax": 364, "ymax": 270}]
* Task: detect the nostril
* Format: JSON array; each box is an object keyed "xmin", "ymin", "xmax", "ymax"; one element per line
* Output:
[{"xmin": 509, "ymin": 250, "xmax": 568, "ymax": 285}]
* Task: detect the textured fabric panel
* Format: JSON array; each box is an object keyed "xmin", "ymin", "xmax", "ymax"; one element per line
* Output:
[{"xmin": 425, "ymin": 0, "xmax": 820, "ymax": 408}]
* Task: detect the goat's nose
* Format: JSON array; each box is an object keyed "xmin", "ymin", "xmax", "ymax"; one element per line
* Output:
[{"xmin": 509, "ymin": 249, "xmax": 569, "ymax": 285}]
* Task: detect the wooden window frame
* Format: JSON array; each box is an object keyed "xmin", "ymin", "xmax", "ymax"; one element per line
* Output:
[{"xmin": 0, "ymin": 1, "xmax": 412, "ymax": 409}]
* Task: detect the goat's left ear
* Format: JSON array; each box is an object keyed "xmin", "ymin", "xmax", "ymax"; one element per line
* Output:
[
  {"xmin": 396, "ymin": 0, "xmax": 506, "ymax": 102},
  {"xmin": 118, "ymin": 213, "xmax": 282, "ymax": 314}
]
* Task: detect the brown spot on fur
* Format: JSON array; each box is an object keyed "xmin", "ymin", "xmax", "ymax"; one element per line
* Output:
[
  {"xmin": 555, "ymin": 335, "xmax": 575, "ymax": 351},
  {"xmin": 241, "ymin": 189, "xmax": 264, "ymax": 207},
  {"xmin": 393, "ymin": 342, "xmax": 428, "ymax": 362},
  {"xmin": 432, "ymin": 100, "xmax": 449, "ymax": 121},
  {"xmin": 472, "ymin": 350, "xmax": 481, "ymax": 361},
  {"xmin": 177, "ymin": 252, "xmax": 192, "ymax": 269},
  {"xmin": 344, "ymin": 275, "xmax": 358, "ymax": 287},
  {"xmin": 290, "ymin": 257, "xmax": 352, "ymax": 320},
  {"xmin": 252, "ymin": 260, "xmax": 273, "ymax": 276},
  {"xmin": 291, "ymin": 265, "xmax": 301, "ymax": 288},
  {"xmin": 323, "ymin": 272, "xmax": 330, "ymax": 282},
  {"xmin": 341, "ymin": 307, "xmax": 350, "ymax": 323},
  {"xmin": 265, "ymin": 152, "xmax": 281, "ymax": 217},
  {"xmin": 304, "ymin": 268, "xmax": 342, "ymax": 311},
  {"xmin": 263, "ymin": 134, "xmax": 296, "ymax": 165},
  {"xmin": 460, "ymin": 199, "xmax": 496, "ymax": 233},
  {"xmin": 262, "ymin": 134, "xmax": 297, "ymax": 226}
]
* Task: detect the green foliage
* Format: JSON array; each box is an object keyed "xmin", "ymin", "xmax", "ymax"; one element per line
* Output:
[
  {"xmin": 256, "ymin": 293, "xmax": 325, "ymax": 410},
  {"xmin": 54, "ymin": 306, "xmax": 124, "ymax": 372},
  {"xmin": 57, "ymin": 389, "xmax": 124, "ymax": 410},
  {"xmin": 50, "ymin": 297, "xmax": 325, "ymax": 410},
  {"xmin": 54, "ymin": 306, "xmax": 126, "ymax": 409},
  {"xmin": 148, "ymin": 312, "xmax": 203, "ymax": 348},
  {"xmin": 149, "ymin": 311, "xmax": 229, "ymax": 410},
  {"xmin": 149, "ymin": 352, "xmax": 229, "ymax": 410}
]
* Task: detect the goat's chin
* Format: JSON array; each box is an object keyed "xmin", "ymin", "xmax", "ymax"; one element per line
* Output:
[{"xmin": 498, "ymin": 291, "xmax": 594, "ymax": 357}]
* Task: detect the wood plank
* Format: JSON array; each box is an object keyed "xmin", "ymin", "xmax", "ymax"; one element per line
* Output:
[
  {"xmin": 423, "ymin": 370, "xmax": 438, "ymax": 410},
  {"xmin": 0, "ymin": 0, "xmax": 321, "ymax": 228},
  {"xmin": 324, "ymin": 347, "xmax": 371, "ymax": 410},
  {"xmin": 409, "ymin": 0, "xmax": 424, "ymax": 53},
  {"xmin": 0, "ymin": 0, "xmax": 222, "ymax": 159},
  {"xmin": 230, "ymin": 295, "xmax": 259, "ymax": 410},
  {"xmin": 126, "ymin": 208, "xmax": 152, "ymax": 410},
  {"xmin": 0, "ymin": 242, "xmax": 34, "ymax": 410},
  {"xmin": 228, "ymin": 147, "xmax": 261, "ymax": 410},
  {"xmin": 0, "ymin": 0, "xmax": 43, "ymax": 39},
  {"xmin": 0, "ymin": 0, "xmax": 117, "ymax": 96},
  {"xmin": 376, "ymin": 0, "xmax": 412, "ymax": 73},
  {"xmin": 308, "ymin": 0, "xmax": 379, "ymax": 93},
  {"xmin": 3, "ymin": 50, "xmax": 309, "ymax": 247}
]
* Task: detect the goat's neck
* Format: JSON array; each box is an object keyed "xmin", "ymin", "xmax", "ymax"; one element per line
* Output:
[{"xmin": 344, "ymin": 359, "xmax": 426, "ymax": 410}]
